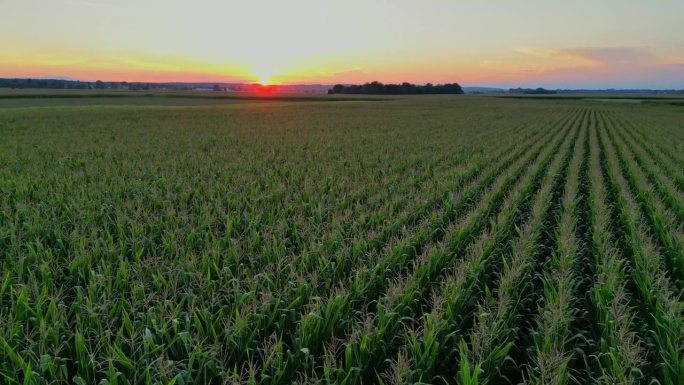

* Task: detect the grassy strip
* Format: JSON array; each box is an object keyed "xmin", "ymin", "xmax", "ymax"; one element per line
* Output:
[{"xmin": 0, "ymin": 93, "xmax": 393, "ymax": 102}]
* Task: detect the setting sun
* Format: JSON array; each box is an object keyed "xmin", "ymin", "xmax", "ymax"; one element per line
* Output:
[{"xmin": 252, "ymin": 69, "xmax": 276, "ymax": 85}]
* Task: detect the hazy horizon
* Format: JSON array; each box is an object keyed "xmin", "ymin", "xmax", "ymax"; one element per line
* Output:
[
  {"xmin": 2, "ymin": 0, "xmax": 683, "ymax": 88},
  {"xmin": 5, "ymin": 76, "xmax": 684, "ymax": 91}
]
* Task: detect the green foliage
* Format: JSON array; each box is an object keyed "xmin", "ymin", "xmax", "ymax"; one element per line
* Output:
[{"xmin": 0, "ymin": 96, "xmax": 682, "ymax": 384}]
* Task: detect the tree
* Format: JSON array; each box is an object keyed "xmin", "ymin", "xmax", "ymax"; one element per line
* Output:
[
  {"xmin": 94, "ymin": 80, "xmax": 105, "ymax": 89},
  {"xmin": 328, "ymin": 81, "xmax": 463, "ymax": 95}
]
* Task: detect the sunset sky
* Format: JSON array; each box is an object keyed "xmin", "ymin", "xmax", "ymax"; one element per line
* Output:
[{"xmin": 2, "ymin": 0, "xmax": 683, "ymax": 88}]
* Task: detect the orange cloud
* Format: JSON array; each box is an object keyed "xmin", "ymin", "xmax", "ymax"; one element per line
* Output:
[{"xmin": 561, "ymin": 46, "xmax": 654, "ymax": 67}]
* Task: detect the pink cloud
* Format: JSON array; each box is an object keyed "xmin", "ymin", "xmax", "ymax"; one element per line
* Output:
[{"xmin": 561, "ymin": 46, "xmax": 654, "ymax": 67}]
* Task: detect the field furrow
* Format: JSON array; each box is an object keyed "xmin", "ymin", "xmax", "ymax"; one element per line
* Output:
[
  {"xmin": 587, "ymin": 112, "xmax": 646, "ymax": 385},
  {"xmin": 195, "ymin": 119, "xmax": 554, "ymax": 369},
  {"xmin": 253, "ymin": 110, "xmax": 581, "ymax": 385},
  {"xmin": 523, "ymin": 110, "xmax": 586, "ymax": 385},
  {"xmin": 622, "ymin": 116, "xmax": 684, "ymax": 179},
  {"xmin": 602, "ymin": 114, "xmax": 684, "ymax": 288},
  {"xmin": 451, "ymin": 108, "xmax": 579, "ymax": 385},
  {"xmin": 239, "ymin": 113, "xmax": 569, "ymax": 358},
  {"xmin": 596, "ymin": 110, "xmax": 683, "ymax": 385},
  {"xmin": 610, "ymin": 113, "xmax": 684, "ymax": 221}
]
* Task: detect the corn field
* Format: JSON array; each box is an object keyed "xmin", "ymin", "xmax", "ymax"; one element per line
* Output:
[{"xmin": 0, "ymin": 96, "xmax": 682, "ymax": 384}]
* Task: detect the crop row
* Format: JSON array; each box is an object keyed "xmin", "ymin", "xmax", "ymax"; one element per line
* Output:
[{"xmin": 1, "ymin": 100, "xmax": 682, "ymax": 385}]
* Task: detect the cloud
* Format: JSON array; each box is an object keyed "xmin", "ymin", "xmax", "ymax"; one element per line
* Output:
[
  {"xmin": 562, "ymin": 46, "xmax": 654, "ymax": 66},
  {"xmin": 514, "ymin": 45, "xmax": 655, "ymax": 68},
  {"xmin": 512, "ymin": 47, "xmax": 559, "ymax": 58},
  {"xmin": 472, "ymin": 46, "xmax": 683, "ymax": 88},
  {"xmin": 510, "ymin": 61, "xmax": 683, "ymax": 89}
]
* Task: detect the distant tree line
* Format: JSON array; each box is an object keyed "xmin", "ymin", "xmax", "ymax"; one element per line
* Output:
[
  {"xmin": 0, "ymin": 78, "xmax": 92, "ymax": 89},
  {"xmin": 508, "ymin": 87, "xmax": 557, "ymax": 94},
  {"xmin": 328, "ymin": 81, "xmax": 464, "ymax": 95},
  {"xmin": 0, "ymin": 78, "xmax": 155, "ymax": 90}
]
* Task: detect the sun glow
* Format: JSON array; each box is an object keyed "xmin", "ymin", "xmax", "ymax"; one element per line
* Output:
[
  {"xmin": 2, "ymin": 1, "xmax": 682, "ymax": 88},
  {"xmin": 252, "ymin": 68, "xmax": 276, "ymax": 85}
]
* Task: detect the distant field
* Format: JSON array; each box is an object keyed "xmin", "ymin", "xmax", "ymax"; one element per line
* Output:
[
  {"xmin": 497, "ymin": 93, "xmax": 684, "ymax": 103},
  {"xmin": 0, "ymin": 89, "xmax": 390, "ymax": 109},
  {"xmin": 0, "ymin": 94, "xmax": 682, "ymax": 385}
]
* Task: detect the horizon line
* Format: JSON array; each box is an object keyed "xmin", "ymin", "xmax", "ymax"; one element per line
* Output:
[{"xmin": 2, "ymin": 77, "xmax": 683, "ymax": 91}]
